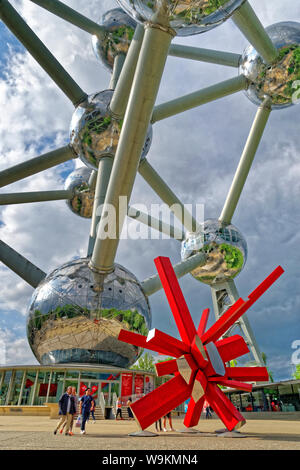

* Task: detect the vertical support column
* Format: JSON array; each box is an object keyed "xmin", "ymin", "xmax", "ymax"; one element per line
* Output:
[
  {"xmin": 30, "ymin": 370, "xmax": 39, "ymax": 406},
  {"xmin": 17, "ymin": 370, "xmax": 26, "ymax": 406},
  {"xmin": 109, "ymin": 24, "xmax": 145, "ymax": 118},
  {"xmin": 109, "ymin": 54, "xmax": 126, "ymax": 90},
  {"xmin": 87, "ymin": 156, "xmax": 114, "ymax": 257},
  {"xmin": 5, "ymin": 370, "xmax": 15, "ymax": 405},
  {"xmin": 210, "ymin": 279, "xmax": 264, "ymax": 366},
  {"xmin": 90, "ymin": 22, "xmax": 175, "ymax": 274},
  {"xmin": 45, "ymin": 371, "xmax": 53, "ymax": 404}
]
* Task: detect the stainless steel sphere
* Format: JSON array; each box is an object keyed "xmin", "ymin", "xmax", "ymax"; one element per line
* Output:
[
  {"xmin": 69, "ymin": 89, "xmax": 153, "ymax": 169},
  {"xmin": 27, "ymin": 258, "xmax": 151, "ymax": 367},
  {"xmin": 92, "ymin": 8, "xmax": 137, "ymax": 71},
  {"xmin": 181, "ymin": 219, "xmax": 247, "ymax": 284},
  {"xmin": 64, "ymin": 167, "xmax": 94, "ymax": 218},
  {"xmin": 240, "ymin": 22, "xmax": 300, "ymax": 109},
  {"xmin": 117, "ymin": 0, "xmax": 246, "ymax": 37}
]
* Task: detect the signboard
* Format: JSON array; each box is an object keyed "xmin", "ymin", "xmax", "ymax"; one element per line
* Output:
[
  {"xmin": 121, "ymin": 373, "xmax": 133, "ymax": 398},
  {"xmin": 134, "ymin": 374, "xmax": 144, "ymax": 395}
]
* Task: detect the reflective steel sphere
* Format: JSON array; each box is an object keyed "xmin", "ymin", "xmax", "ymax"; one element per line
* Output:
[
  {"xmin": 117, "ymin": 0, "xmax": 246, "ymax": 37},
  {"xmin": 92, "ymin": 8, "xmax": 137, "ymax": 70},
  {"xmin": 181, "ymin": 219, "xmax": 247, "ymax": 284},
  {"xmin": 64, "ymin": 167, "xmax": 94, "ymax": 218},
  {"xmin": 27, "ymin": 258, "xmax": 151, "ymax": 367},
  {"xmin": 240, "ymin": 22, "xmax": 300, "ymax": 109},
  {"xmin": 69, "ymin": 90, "xmax": 153, "ymax": 169}
]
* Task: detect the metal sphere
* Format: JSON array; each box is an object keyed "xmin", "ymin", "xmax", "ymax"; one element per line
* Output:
[
  {"xmin": 69, "ymin": 89, "xmax": 153, "ymax": 169},
  {"xmin": 240, "ymin": 22, "xmax": 300, "ymax": 109},
  {"xmin": 92, "ymin": 8, "xmax": 137, "ymax": 71},
  {"xmin": 64, "ymin": 167, "xmax": 94, "ymax": 218},
  {"xmin": 181, "ymin": 219, "xmax": 247, "ymax": 285},
  {"xmin": 27, "ymin": 258, "xmax": 151, "ymax": 367},
  {"xmin": 117, "ymin": 0, "xmax": 246, "ymax": 37}
]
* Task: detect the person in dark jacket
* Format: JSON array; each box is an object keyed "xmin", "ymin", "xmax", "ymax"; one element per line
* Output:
[
  {"xmin": 79, "ymin": 388, "xmax": 94, "ymax": 435},
  {"xmin": 53, "ymin": 386, "xmax": 76, "ymax": 436}
]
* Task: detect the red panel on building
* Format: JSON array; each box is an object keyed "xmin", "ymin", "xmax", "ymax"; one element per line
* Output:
[
  {"xmin": 121, "ymin": 373, "xmax": 133, "ymax": 398},
  {"xmin": 134, "ymin": 374, "xmax": 144, "ymax": 395}
]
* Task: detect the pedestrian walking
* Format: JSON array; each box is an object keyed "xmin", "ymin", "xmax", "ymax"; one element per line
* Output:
[
  {"xmin": 115, "ymin": 396, "xmax": 123, "ymax": 420},
  {"xmin": 126, "ymin": 397, "xmax": 134, "ymax": 420},
  {"xmin": 163, "ymin": 411, "xmax": 175, "ymax": 432},
  {"xmin": 53, "ymin": 386, "xmax": 76, "ymax": 436},
  {"xmin": 79, "ymin": 388, "xmax": 94, "ymax": 435},
  {"xmin": 155, "ymin": 418, "xmax": 162, "ymax": 432},
  {"xmin": 60, "ymin": 386, "xmax": 78, "ymax": 435}
]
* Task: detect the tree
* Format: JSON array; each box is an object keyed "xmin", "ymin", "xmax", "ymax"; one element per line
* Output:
[
  {"xmin": 130, "ymin": 352, "xmax": 156, "ymax": 372},
  {"xmin": 293, "ymin": 364, "xmax": 300, "ymax": 380},
  {"xmin": 262, "ymin": 352, "xmax": 274, "ymax": 383}
]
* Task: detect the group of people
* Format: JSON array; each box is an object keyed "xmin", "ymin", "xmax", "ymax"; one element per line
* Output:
[
  {"xmin": 54, "ymin": 386, "xmax": 96, "ymax": 436},
  {"xmin": 115, "ymin": 396, "xmax": 134, "ymax": 420},
  {"xmin": 155, "ymin": 412, "xmax": 175, "ymax": 432}
]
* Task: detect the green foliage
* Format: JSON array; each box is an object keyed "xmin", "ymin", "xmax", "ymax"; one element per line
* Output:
[
  {"xmin": 28, "ymin": 303, "xmax": 148, "ymax": 337},
  {"xmin": 130, "ymin": 352, "xmax": 155, "ymax": 372},
  {"xmin": 219, "ymin": 244, "xmax": 244, "ymax": 271},
  {"xmin": 262, "ymin": 352, "xmax": 274, "ymax": 383},
  {"xmin": 293, "ymin": 364, "xmax": 300, "ymax": 380}
]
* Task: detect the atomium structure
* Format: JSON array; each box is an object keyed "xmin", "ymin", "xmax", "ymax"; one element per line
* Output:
[{"xmin": 0, "ymin": 0, "xmax": 298, "ymax": 370}]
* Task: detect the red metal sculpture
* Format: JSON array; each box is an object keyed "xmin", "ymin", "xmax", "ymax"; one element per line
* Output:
[{"xmin": 118, "ymin": 257, "xmax": 284, "ymax": 432}]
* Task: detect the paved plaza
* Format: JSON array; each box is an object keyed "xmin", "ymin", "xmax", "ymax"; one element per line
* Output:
[{"xmin": 0, "ymin": 415, "xmax": 299, "ymax": 451}]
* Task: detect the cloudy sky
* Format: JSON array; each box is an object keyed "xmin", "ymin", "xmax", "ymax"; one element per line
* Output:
[{"xmin": 0, "ymin": 0, "xmax": 299, "ymax": 381}]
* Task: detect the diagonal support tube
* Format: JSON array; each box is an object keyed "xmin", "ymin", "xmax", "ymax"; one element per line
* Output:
[
  {"xmin": 0, "ymin": 145, "xmax": 76, "ymax": 189},
  {"xmin": 168, "ymin": 44, "xmax": 241, "ymax": 68},
  {"xmin": 151, "ymin": 75, "xmax": 248, "ymax": 123},
  {"xmin": 29, "ymin": 0, "xmax": 105, "ymax": 37},
  {"xmin": 109, "ymin": 54, "xmax": 126, "ymax": 90},
  {"xmin": 0, "ymin": 189, "xmax": 73, "ymax": 205},
  {"xmin": 87, "ymin": 156, "xmax": 114, "ymax": 257},
  {"xmin": 0, "ymin": 0, "xmax": 87, "ymax": 105},
  {"xmin": 90, "ymin": 23, "xmax": 174, "ymax": 273},
  {"xmin": 141, "ymin": 252, "xmax": 207, "ymax": 297},
  {"xmin": 138, "ymin": 158, "xmax": 200, "ymax": 233},
  {"xmin": 219, "ymin": 98, "xmax": 271, "ymax": 225},
  {"xmin": 109, "ymin": 24, "xmax": 145, "ymax": 118},
  {"xmin": 128, "ymin": 206, "xmax": 185, "ymax": 240},
  {"xmin": 232, "ymin": 0, "xmax": 278, "ymax": 64},
  {"xmin": 0, "ymin": 239, "xmax": 46, "ymax": 287}
]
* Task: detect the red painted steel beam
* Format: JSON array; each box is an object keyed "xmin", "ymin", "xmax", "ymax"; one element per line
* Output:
[
  {"xmin": 205, "ymin": 383, "xmax": 245, "ymax": 431},
  {"xmin": 201, "ymin": 298, "xmax": 245, "ymax": 345},
  {"xmin": 118, "ymin": 329, "xmax": 172, "ymax": 356},
  {"xmin": 208, "ymin": 378, "xmax": 253, "ymax": 392},
  {"xmin": 225, "ymin": 366, "xmax": 269, "ymax": 382},
  {"xmin": 197, "ymin": 308, "xmax": 210, "ymax": 337},
  {"xmin": 130, "ymin": 374, "xmax": 192, "ymax": 430},
  {"xmin": 147, "ymin": 328, "xmax": 190, "ymax": 358},
  {"xmin": 215, "ymin": 335, "xmax": 249, "ymax": 362},
  {"xmin": 155, "ymin": 359, "xmax": 178, "ymax": 377},
  {"xmin": 154, "ymin": 256, "xmax": 197, "ymax": 344},
  {"xmin": 184, "ymin": 396, "xmax": 205, "ymax": 428}
]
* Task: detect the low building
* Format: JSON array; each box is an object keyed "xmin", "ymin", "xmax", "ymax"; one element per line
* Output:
[
  {"xmin": 0, "ymin": 364, "xmax": 156, "ymax": 418},
  {"xmin": 225, "ymin": 379, "xmax": 300, "ymax": 412}
]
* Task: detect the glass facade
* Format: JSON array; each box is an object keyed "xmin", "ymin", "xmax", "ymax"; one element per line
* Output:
[
  {"xmin": 226, "ymin": 381, "xmax": 300, "ymax": 412},
  {"xmin": 0, "ymin": 366, "xmax": 155, "ymax": 413}
]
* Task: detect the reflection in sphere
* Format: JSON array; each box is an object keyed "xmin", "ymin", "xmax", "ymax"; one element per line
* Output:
[
  {"xmin": 27, "ymin": 258, "xmax": 151, "ymax": 367},
  {"xmin": 64, "ymin": 167, "xmax": 94, "ymax": 218},
  {"xmin": 92, "ymin": 8, "xmax": 137, "ymax": 70},
  {"xmin": 181, "ymin": 219, "xmax": 247, "ymax": 285},
  {"xmin": 69, "ymin": 90, "xmax": 153, "ymax": 170},
  {"xmin": 240, "ymin": 22, "xmax": 300, "ymax": 109},
  {"xmin": 117, "ymin": 0, "xmax": 246, "ymax": 37}
]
